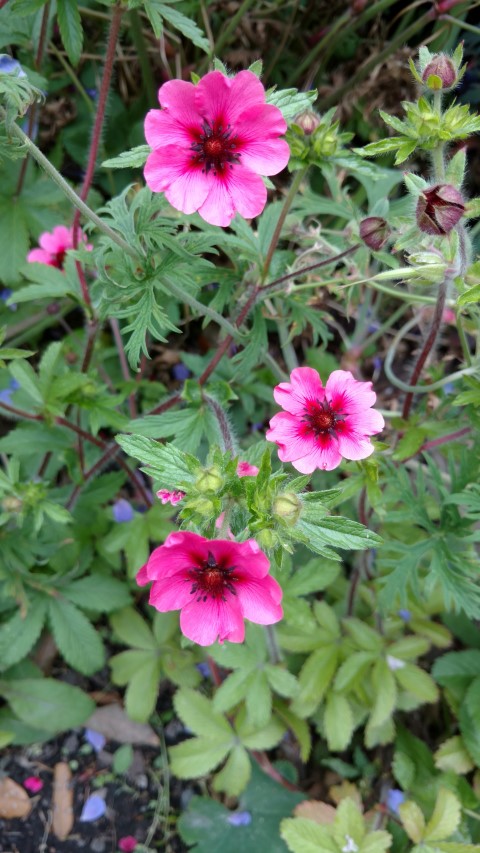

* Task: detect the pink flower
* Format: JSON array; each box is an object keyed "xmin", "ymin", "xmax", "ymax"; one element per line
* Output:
[
  {"xmin": 144, "ymin": 70, "xmax": 290, "ymax": 227},
  {"xmin": 236, "ymin": 460, "xmax": 259, "ymax": 477},
  {"xmin": 137, "ymin": 531, "xmax": 283, "ymax": 646},
  {"xmin": 156, "ymin": 489, "xmax": 185, "ymax": 505},
  {"xmin": 266, "ymin": 367, "xmax": 384, "ymax": 473},
  {"xmin": 118, "ymin": 838, "xmax": 138, "ymax": 853},
  {"xmin": 23, "ymin": 776, "xmax": 43, "ymax": 794},
  {"xmin": 27, "ymin": 225, "xmax": 92, "ymax": 269}
]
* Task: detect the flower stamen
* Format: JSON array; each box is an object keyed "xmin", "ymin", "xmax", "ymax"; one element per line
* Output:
[
  {"xmin": 187, "ymin": 552, "xmax": 239, "ymax": 602},
  {"xmin": 191, "ymin": 120, "xmax": 241, "ymax": 175}
]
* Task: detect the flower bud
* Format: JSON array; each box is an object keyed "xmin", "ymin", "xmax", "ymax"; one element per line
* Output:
[
  {"xmin": 416, "ymin": 184, "xmax": 465, "ymax": 235},
  {"xmin": 273, "ymin": 492, "xmax": 302, "ymax": 526},
  {"xmin": 422, "ymin": 54, "xmax": 457, "ymax": 90},
  {"xmin": 359, "ymin": 217, "xmax": 390, "ymax": 251},
  {"xmin": 195, "ymin": 467, "xmax": 223, "ymax": 494},
  {"xmin": 294, "ymin": 110, "xmax": 320, "ymax": 136},
  {"xmin": 256, "ymin": 528, "xmax": 279, "ymax": 550}
]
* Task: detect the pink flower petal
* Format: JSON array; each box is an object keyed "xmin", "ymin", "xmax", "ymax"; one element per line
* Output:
[
  {"xmin": 149, "ymin": 574, "xmax": 194, "ymax": 611},
  {"xmin": 224, "ymin": 70, "xmax": 268, "ymax": 122},
  {"xmin": 289, "ymin": 438, "xmax": 343, "ymax": 473},
  {"xmin": 180, "ymin": 595, "xmax": 245, "ymax": 646},
  {"xmin": 144, "ymin": 148, "xmax": 210, "ymax": 215},
  {"xmin": 145, "ymin": 108, "xmax": 194, "ymax": 149},
  {"xmin": 266, "ymin": 412, "xmax": 316, "ymax": 462},
  {"xmin": 157, "ymin": 78, "xmax": 199, "ymax": 125},
  {"xmin": 344, "ymin": 408, "xmax": 385, "ymax": 435},
  {"xmin": 197, "ymin": 175, "xmax": 237, "ymax": 226},
  {"xmin": 39, "ymin": 226, "xmax": 70, "ymax": 253},
  {"xmin": 221, "ymin": 165, "xmax": 267, "ymax": 221},
  {"xmin": 144, "ymin": 531, "xmax": 207, "ymax": 580},
  {"xmin": 23, "ymin": 776, "xmax": 43, "ymax": 793},
  {"xmin": 273, "ymin": 367, "xmax": 325, "ymax": 414},
  {"xmin": 194, "ymin": 70, "xmax": 234, "ymax": 126},
  {"xmin": 237, "ymin": 104, "xmax": 289, "ymax": 175},
  {"xmin": 136, "ymin": 563, "xmax": 150, "ymax": 586},
  {"xmin": 236, "ymin": 577, "xmax": 284, "ymax": 624},
  {"xmin": 208, "ymin": 538, "xmax": 271, "ymax": 580},
  {"xmin": 27, "ymin": 248, "xmax": 54, "ymax": 265},
  {"xmin": 325, "ymin": 370, "xmax": 377, "ymax": 415},
  {"xmin": 237, "ymin": 461, "xmax": 259, "ymax": 477}
]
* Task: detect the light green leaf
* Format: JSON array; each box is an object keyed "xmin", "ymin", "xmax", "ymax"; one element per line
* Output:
[
  {"xmin": 102, "ymin": 145, "xmax": 150, "ymax": 169},
  {"xmin": 174, "ymin": 688, "xmax": 233, "ymax": 739},
  {"xmin": 8, "ymin": 359, "xmax": 43, "ymax": 404},
  {"xmin": 458, "ymin": 284, "xmax": 480, "ymax": 306},
  {"xmin": 324, "ymin": 693, "xmax": 354, "ymax": 752},
  {"xmin": 246, "ymin": 670, "xmax": 272, "ymax": 729},
  {"xmin": 274, "ymin": 700, "xmax": 311, "ymax": 762},
  {"xmin": 333, "ymin": 799, "xmax": 365, "ymax": 847},
  {"xmin": 238, "ymin": 715, "xmax": 285, "ymax": 750},
  {"xmin": 281, "ymin": 817, "xmax": 337, "ymax": 853},
  {"xmin": 424, "ymin": 788, "xmax": 461, "ymax": 842},
  {"xmin": 265, "ymin": 665, "xmax": 298, "ymax": 699},
  {"xmin": 360, "ymin": 831, "xmax": 393, "ymax": 853},
  {"xmin": 343, "ymin": 618, "xmax": 383, "ymax": 652},
  {"xmin": 0, "ymin": 197, "xmax": 29, "ymax": 285},
  {"xmin": 212, "ymin": 745, "xmax": 251, "ymax": 796},
  {"xmin": 369, "ymin": 660, "xmax": 397, "ymax": 729},
  {"xmin": 434, "ymin": 735, "xmax": 474, "ymax": 774},
  {"xmin": 334, "ymin": 652, "xmax": 376, "ymax": 692},
  {"xmin": 116, "ymin": 434, "xmax": 199, "ymax": 488},
  {"xmin": 110, "ymin": 649, "xmax": 157, "ymax": 686},
  {"xmin": 0, "ymin": 678, "xmax": 94, "ymax": 732},
  {"xmin": 399, "ymin": 800, "xmax": 425, "ymax": 844},
  {"xmin": 57, "ymin": 0, "xmax": 83, "ymax": 65},
  {"xmin": 48, "ymin": 598, "xmax": 105, "ymax": 676},
  {"xmin": 292, "ymin": 646, "xmax": 339, "ymax": 717},
  {"xmin": 387, "ymin": 636, "xmax": 430, "ymax": 660},
  {"xmin": 266, "ymin": 87, "xmax": 317, "ymax": 122},
  {"xmin": 213, "ymin": 669, "xmax": 252, "ymax": 714},
  {"xmin": 156, "ymin": 3, "xmax": 209, "ymax": 51},
  {"xmin": 125, "ymin": 656, "xmax": 162, "ymax": 722},
  {"xmin": 395, "ymin": 664, "xmax": 439, "ymax": 703},
  {"xmin": 169, "ymin": 736, "xmax": 232, "ymax": 778},
  {"xmin": 285, "ymin": 559, "xmax": 340, "ymax": 596},
  {"xmin": 110, "ymin": 607, "xmax": 157, "ymax": 650}
]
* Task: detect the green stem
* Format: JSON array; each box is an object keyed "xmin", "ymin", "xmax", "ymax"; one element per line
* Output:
[
  {"xmin": 129, "ymin": 9, "xmax": 156, "ymax": 106},
  {"xmin": 455, "ymin": 307, "xmax": 472, "ymax": 366},
  {"xmin": 274, "ymin": 298, "xmax": 298, "ymax": 373},
  {"xmin": 165, "ymin": 279, "xmax": 244, "ymax": 342},
  {"xmin": 262, "ymin": 351, "xmax": 289, "ymax": 382},
  {"xmin": 2, "ymin": 110, "xmax": 140, "ymax": 259},
  {"xmin": 261, "ymin": 168, "xmax": 307, "ymax": 281},
  {"xmin": 49, "ymin": 41, "xmax": 95, "ymax": 113}
]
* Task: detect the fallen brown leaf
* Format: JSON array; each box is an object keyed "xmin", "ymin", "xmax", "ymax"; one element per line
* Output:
[
  {"xmin": 52, "ymin": 762, "xmax": 74, "ymax": 841},
  {"xmin": 0, "ymin": 777, "xmax": 32, "ymax": 819},
  {"xmin": 86, "ymin": 704, "xmax": 159, "ymax": 746},
  {"xmin": 294, "ymin": 800, "xmax": 336, "ymax": 824}
]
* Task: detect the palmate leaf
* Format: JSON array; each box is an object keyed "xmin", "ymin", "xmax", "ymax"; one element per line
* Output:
[
  {"xmin": 120, "ymin": 285, "xmax": 180, "ymax": 368},
  {"xmin": 0, "ymin": 678, "xmax": 94, "ymax": 732}
]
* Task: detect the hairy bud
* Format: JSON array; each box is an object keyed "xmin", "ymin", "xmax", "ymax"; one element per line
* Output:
[
  {"xmin": 273, "ymin": 492, "xmax": 302, "ymax": 526},
  {"xmin": 195, "ymin": 466, "xmax": 223, "ymax": 493},
  {"xmin": 416, "ymin": 184, "xmax": 465, "ymax": 235},
  {"xmin": 422, "ymin": 54, "xmax": 457, "ymax": 90},
  {"xmin": 359, "ymin": 217, "xmax": 390, "ymax": 251},
  {"xmin": 294, "ymin": 110, "xmax": 320, "ymax": 136}
]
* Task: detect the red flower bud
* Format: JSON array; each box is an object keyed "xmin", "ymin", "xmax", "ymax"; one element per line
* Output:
[
  {"xmin": 416, "ymin": 184, "xmax": 465, "ymax": 235},
  {"xmin": 294, "ymin": 110, "xmax": 320, "ymax": 136},
  {"xmin": 422, "ymin": 54, "xmax": 457, "ymax": 89},
  {"xmin": 359, "ymin": 217, "xmax": 389, "ymax": 250}
]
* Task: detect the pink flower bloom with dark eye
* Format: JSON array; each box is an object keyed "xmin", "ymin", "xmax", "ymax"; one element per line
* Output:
[
  {"xmin": 27, "ymin": 225, "xmax": 93, "ymax": 270},
  {"xmin": 266, "ymin": 367, "xmax": 384, "ymax": 473},
  {"xmin": 156, "ymin": 489, "xmax": 185, "ymax": 505},
  {"xmin": 236, "ymin": 460, "xmax": 259, "ymax": 477},
  {"xmin": 136, "ymin": 531, "xmax": 283, "ymax": 646},
  {"xmin": 144, "ymin": 70, "xmax": 290, "ymax": 227}
]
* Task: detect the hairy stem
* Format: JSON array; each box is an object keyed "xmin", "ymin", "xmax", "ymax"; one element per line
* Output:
[
  {"xmin": 261, "ymin": 168, "xmax": 307, "ymax": 281},
  {"xmin": 401, "ymin": 278, "xmax": 448, "ymax": 419},
  {"xmin": 203, "ymin": 394, "xmax": 236, "ymax": 454}
]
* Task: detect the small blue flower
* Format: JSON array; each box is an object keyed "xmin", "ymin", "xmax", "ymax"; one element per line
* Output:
[
  {"xmin": 398, "ymin": 609, "xmax": 411, "ymax": 622},
  {"xmin": 172, "ymin": 363, "xmax": 191, "ymax": 381},
  {"xmin": 0, "ymin": 387, "xmax": 13, "ymax": 404},
  {"xmin": 0, "ymin": 54, "xmax": 27, "ymax": 77},
  {"xmin": 79, "ymin": 793, "xmax": 107, "ymax": 822},
  {"xmin": 386, "ymin": 789, "xmax": 405, "ymax": 814},
  {"xmin": 227, "ymin": 811, "xmax": 252, "ymax": 826},
  {"xmin": 84, "ymin": 728, "xmax": 106, "ymax": 752},
  {"xmin": 0, "ymin": 289, "xmax": 17, "ymax": 311},
  {"xmin": 113, "ymin": 498, "xmax": 134, "ymax": 523},
  {"xmin": 85, "ymin": 87, "xmax": 98, "ymax": 101},
  {"xmin": 196, "ymin": 662, "xmax": 211, "ymax": 678},
  {"xmin": 373, "ymin": 356, "xmax": 383, "ymax": 372}
]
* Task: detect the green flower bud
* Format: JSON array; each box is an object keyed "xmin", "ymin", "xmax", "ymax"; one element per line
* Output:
[
  {"xmin": 195, "ymin": 466, "xmax": 223, "ymax": 494},
  {"xmin": 188, "ymin": 496, "xmax": 216, "ymax": 516},
  {"xmin": 422, "ymin": 54, "xmax": 457, "ymax": 90},
  {"xmin": 256, "ymin": 528, "xmax": 279, "ymax": 550},
  {"xmin": 294, "ymin": 110, "xmax": 321, "ymax": 136},
  {"xmin": 273, "ymin": 492, "xmax": 302, "ymax": 526}
]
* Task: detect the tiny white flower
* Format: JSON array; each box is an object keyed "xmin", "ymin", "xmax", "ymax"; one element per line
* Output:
[
  {"xmin": 387, "ymin": 654, "xmax": 406, "ymax": 671},
  {"xmin": 342, "ymin": 835, "xmax": 359, "ymax": 853}
]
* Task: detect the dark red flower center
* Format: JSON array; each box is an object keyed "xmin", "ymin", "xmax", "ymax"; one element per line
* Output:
[
  {"xmin": 52, "ymin": 248, "xmax": 66, "ymax": 269},
  {"xmin": 187, "ymin": 551, "xmax": 239, "ymax": 602},
  {"xmin": 191, "ymin": 120, "xmax": 241, "ymax": 176},
  {"xmin": 303, "ymin": 399, "xmax": 342, "ymax": 437}
]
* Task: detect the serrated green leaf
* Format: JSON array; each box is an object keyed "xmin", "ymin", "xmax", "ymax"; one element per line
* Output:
[
  {"xmin": 116, "ymin": 434, "xmax": 199, "ymax": 488},
  {"xmin": 285, "ymin": 559, "xmax": 339, "ymax": 596},
  {"xmin": 0, "ymin": 678, "xmax": 94, "ymax": 732},
  {"xmin": 333, "ymin": 799, "xmax": 365, "ymax": 847},
  {"xmin": 125, "ymin": 656, "xmax": 162, "ymax": 722},
  {"xmin": 0, "ymin": 597, "xmax": 48, "ymax": 671},
  {"xmin": 343, "ymin": 619, "xmax": 383, "ymax": 652},
  {"xmin": 434, "ymin": 735, "xmax": 474, "ymax": 774},
  {"xmin": 212, "ymin": 745, "xmax": 251, "ymax": 796},
  {"xmin": 169, "ymin": 736, "xmax": 232, "ymax": 778},
  {"xmin": 265, "ymin": 665, "xmax": 298, "ymax": 699},
  {"xmin": 369, "ymin": 660, "xmax": 397, "ymax": 728},
  {"xmin": 8, "ymin": 359, "xmax": 43, "ymax": 404},
  {"xmin": 174, "ymin": 688, "xmax": 233, "ymax": 738},
  {"xmin": 156, "ymin": 3, "xmax": 209, "ymax": 51},
  {"xmin": 458, "ymin": 284, "xmax": 480, "ymax": 306},
  {"xmin": 274, "ymin": 700, "xmax": 311, "ymax": 762},
  {"xmin": 110, "ymin": 607, "xmax": 157, "ymax": 650},
  {"xmin": 399, "ymin": 801, "xmax": 426, "ymax": 844},
  {"xmin": 0, "ymin": 198, "xmax": 29, "ymax": 285},
  {"xmin": 281, "ymin": 817, "xmax": 337, "ymax": 853},
  {"xmin": 292, "ymin": 646, "xmax": 339, "ymax": 717},
  {"xmin": 266, "ymin": 87, "xmax": 317, "ymax": 122},
  {"xmin": 48, "ymin": 598, "xmax": 105, "ymax": 676},
  {"xmin": 392, "ymin": 750, "xmax": 415, "ymax": 790},
  {"xmin": 246, "ymin": 670, "xmax": 272, "ymax": 729},
  {"xmin": 334, "ymin": 652, "xmax": 376, "ymax": 692},
  {"xmin": 238, "ymin": 715, "xmax": 285, "ymax": 750},
  {"xmin": 361, "ymin": 831, "xmax": 393, "ymax": 853},
  {"xmin": 424, "ymin": 789, "xmax": 461, "ymax": 842},
  {"xmin": 64, "ymin": 575, "xmax": 131, "ymax": 612},
  {"xmin": 102, "ymin": 145, "xmax": 150, "ymax": 169},
  {"xmin": 324, "ymin": 693, "xmax": 354, "ymax": 752},
  {"xmin": 213, "ymin": 669, "xmax": 252, "ymax": 714},
  {"xmin": 56, "ymin": 0, "xmax": 83, "ymax": 65},
  {"xmin": 395, "ymin": 664, "xmax": 439, "ymax": 703},
  {"xmin": 110, "ymin": 649, "xmax": 157, "ymax": 686}
]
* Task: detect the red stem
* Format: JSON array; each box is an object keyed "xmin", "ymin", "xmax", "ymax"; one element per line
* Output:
[
  {"xmin": 419, "ymin": 426, "xmax": 471, "ymax": 454},
  {"xmin": 72, "ymin": 3, "xmax": 123, "ymax": 311},
  {"xmin": 402, "ymin": 279, "xmax": 447, "ymax": 420}
]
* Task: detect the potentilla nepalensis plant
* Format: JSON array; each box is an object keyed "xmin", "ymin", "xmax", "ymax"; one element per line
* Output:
[
  {"xmin": 136, "ymin": 531, "xmax": 283, "ymax": 646},
  {"xmin": 143, "ymin": 70, "xmax": 290, "ymax": 226},
  {"xmin": 266, "ymin": 368, "xmax": 384, "ymax": 472},
  {"xmin": 27, "ymin": 225, "xmax": 92, "ymax": 269}
]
